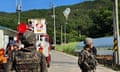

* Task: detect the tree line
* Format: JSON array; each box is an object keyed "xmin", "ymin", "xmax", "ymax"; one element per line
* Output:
[{"xmin": 0, "ymin": 0, "xmax": 119, "ymax": 44}]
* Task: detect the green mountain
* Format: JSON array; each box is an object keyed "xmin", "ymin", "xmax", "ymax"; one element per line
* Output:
[{"xmin": 0, "ymin": 0, "xmax": 119, "ymax": 43}]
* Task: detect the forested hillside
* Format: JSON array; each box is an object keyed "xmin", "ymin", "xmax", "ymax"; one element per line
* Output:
[{"xmin": 0, "ymin": 0, "xmax": 119, "ymax": 43}]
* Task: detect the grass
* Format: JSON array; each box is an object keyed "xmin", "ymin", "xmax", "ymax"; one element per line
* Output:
[{"xmin": 56, "ymin": 42, "xmax": 79, "ymax": 55}]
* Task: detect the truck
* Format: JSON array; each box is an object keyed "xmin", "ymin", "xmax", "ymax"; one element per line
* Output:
[
  {"xmin": 0, "ymin": 30, "xmax": 8, "ymax": 71},
  {"xmin": 0, "ymin": 28, "xmax": 16, "ymax": 72},
  {"xmin": 0, "ymin": 18, "xmax": 50, "ymax": 72}
]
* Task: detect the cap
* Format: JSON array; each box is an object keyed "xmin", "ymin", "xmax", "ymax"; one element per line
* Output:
[{"xmin": 84, "ymin": 37, "xmax": 93, "ymax": 45}]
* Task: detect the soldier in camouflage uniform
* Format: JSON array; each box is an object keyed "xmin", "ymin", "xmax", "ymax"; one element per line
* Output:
[
  {"xmin": 10, "ymin": 30, "xmax": 48, "ymax": 72},
  {"xmin": 78, "ymin": 45, "xmax": 97, "ymax": 72}
]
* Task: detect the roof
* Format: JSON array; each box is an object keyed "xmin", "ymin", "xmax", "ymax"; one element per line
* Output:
[
  {"xmin": 75, "ymin": 37, "xmax": 114, "ymax": 55},
  {"xmin": 0, "ymin": 25, "xmax": 17, "ymax": 33},
  {"xmin": 77, "ymin": 36, "xmax": 114, "ymax": 48}
]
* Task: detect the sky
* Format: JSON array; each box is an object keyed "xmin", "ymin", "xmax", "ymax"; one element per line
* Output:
[{"xmin": 0, "ymin": 0, "xmax": 86, "ymax": 13}]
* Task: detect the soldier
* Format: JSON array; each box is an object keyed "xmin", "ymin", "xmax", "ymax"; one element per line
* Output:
[{"xmin": 78, "ymin": 45, "xmax": 97, "ymax": 72}]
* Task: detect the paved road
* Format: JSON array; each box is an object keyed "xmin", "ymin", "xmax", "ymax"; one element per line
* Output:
[{"xmin": 48, "ymin": 50, "xmax": 119, "ymax": 72}]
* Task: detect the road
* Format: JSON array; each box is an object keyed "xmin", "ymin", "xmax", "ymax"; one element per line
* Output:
[{"xmin": 48, "ymin": 50, "xmax": 119, "ymax": 72}]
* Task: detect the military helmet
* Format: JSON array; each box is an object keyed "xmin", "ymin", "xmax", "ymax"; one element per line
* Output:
[{"xmin": 23, "ymin": 31, "xmax": 35, "ymax": 43}]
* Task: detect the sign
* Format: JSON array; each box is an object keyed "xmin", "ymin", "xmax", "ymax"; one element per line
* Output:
[
  {"xmin": 28, "ymin": 19, "xmax": 46, "ymax": 34},
  {"xmin": 63, "ymin": 8, "xmax": 71, "ymax": 20},
  {"xmin": 114, "ymin": 38, "xmax": 118, "ymax": 51}
]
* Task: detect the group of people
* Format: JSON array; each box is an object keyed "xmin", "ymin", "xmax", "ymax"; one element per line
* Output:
[{"xmin": 78, "ymin": 37, "xmax": 97, "ymax": 72}]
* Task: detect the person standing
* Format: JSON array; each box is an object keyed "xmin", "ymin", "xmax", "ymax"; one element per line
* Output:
[
  {"xmin": 84, "ymin": 37, "xmax": 97, "ymax": 71},
  {"xmin": 78, "ymin": 45, "xmax": 97, "ymax": 72}
]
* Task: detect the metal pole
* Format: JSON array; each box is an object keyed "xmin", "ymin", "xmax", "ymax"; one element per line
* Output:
[
  {"xmin": 113, "ymin": 0, "xmax": 118, "ymax": 65},
  {"xmin": 64, "ymin": 21, "xmax": 67, "ymax": 44},
  {"xmin": 61, "ymin": 24, "xmax": 63, "ymax": 44},
  {"xmin": 53, "ymin": 2, "xmax": 56, "ymax": 45},
  {"xmin": 113, "ymin": 0, "xmax": 120, "ymax": 65},
  {"xmin": 64, "ymin": 22, "xmax": 66, "ymax": 44},
  {"xmin": 16, "ymin": 0, "xmax": 22, "ymax": 24},
  {"xmin": 18, "ymin": 11, "xmax": 20, "ymax": 24}
]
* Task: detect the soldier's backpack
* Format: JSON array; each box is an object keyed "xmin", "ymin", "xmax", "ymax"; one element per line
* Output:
[{"xmin": 87, "ymin": 54, "xmax": 97, "ymax": 70}]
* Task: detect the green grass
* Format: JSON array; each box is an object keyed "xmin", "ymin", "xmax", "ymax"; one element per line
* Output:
[{"xmin": 56, "ymin": 42, "xmax": 79, "ymax": 55}]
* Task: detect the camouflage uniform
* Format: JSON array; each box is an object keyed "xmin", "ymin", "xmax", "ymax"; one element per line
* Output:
[{"xmin": 78, "ymin": 47, "xmax": 97, "ymax": 72}]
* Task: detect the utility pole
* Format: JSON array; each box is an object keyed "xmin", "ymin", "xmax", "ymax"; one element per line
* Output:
[
  {"xmin": 61, "ymin": 24, "xmax": 63, "ymax": 44},
  {"xmin": 64, "ymin": 21, "xmax": 67, "ymax": 44},
  {"xmin": 52, "ymin": 0, "xmax": 56, "ymax": 46},
  {"xmin": 113, "ymin": 0, "xmax": 120, "ymax": 65},
  {"xmin": 16, "ymin": 0, "xmax": 22, "ymax": 24}
]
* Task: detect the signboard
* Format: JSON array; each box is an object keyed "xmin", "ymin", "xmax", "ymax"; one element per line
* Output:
[{"xmin": 28, "ymin": 19, "xmax": 46, "ymax": 34}]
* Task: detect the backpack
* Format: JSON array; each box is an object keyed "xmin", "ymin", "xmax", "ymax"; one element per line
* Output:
[{"xmin": 87, "ymin": 54, "xmax": 97, "ymax": 69}]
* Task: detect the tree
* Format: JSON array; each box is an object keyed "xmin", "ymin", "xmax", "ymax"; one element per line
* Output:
[{"xmin": 89, "ymin": 9, "xmax": 113, "ymax": 37}]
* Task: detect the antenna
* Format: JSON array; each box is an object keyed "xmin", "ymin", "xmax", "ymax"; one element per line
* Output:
[{"xmin": 16, "ymin": 0, "xmax": 22, "ymax": 24}]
